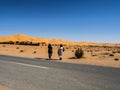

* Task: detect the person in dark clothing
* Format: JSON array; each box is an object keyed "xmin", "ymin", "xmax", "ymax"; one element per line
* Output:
[{"xmin": 48, "ymin": 44, "xmax": 53, "ymax": 59}]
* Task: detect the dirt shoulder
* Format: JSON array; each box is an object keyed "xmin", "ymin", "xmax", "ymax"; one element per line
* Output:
[
  {"xmin": 0, "ymin": 86, "xmax": 11, "ymax": 90},
  {"xmin": 0, "ymin": 52, "xmax": 120, "ymax": 68}
]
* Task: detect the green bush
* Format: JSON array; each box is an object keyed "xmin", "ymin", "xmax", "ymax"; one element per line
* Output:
[{"xmin": 75, "ymin": 48, "xmax": 84, "ymax": 58}]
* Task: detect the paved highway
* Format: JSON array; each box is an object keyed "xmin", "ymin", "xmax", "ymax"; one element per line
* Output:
[{"xmin": 0, "ymin": 55, "xmax": 120, "ymax": 90}]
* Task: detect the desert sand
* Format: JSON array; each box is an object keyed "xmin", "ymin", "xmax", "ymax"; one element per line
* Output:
[
  {"xmin": 0, "ymin": 86, "xmax": 11, "ymax": 90},
  {"xmin": 0, "ymin": 34, "xmax": 120, "ymax": 68},
  {"xmin": 0, "ymin": 44, "xmax": 120, "ymax": 68}
]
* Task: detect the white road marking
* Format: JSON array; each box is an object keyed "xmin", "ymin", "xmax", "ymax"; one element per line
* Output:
[{"xmin": 4, "ymin": 61, "xmax": 50, "ymax": 69}]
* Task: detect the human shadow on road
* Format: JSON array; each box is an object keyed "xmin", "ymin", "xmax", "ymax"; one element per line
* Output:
[{"xmin": 35, "ymin": 58, "xmax": 59, "ymax": 61}]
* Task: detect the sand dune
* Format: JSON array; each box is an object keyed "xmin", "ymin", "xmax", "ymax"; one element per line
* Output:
[
  {"xmin": 0, "ymin": 34, "xmax": 120, "ymax": 46},
  {"xmin": 0, "ymin": 34, "xmax": 71, "ymax": 45}
]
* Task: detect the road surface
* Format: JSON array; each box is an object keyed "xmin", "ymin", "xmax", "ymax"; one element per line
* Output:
[{"xmin": 0, "ymin": 55, "xmax": 120, "ymax": 90}]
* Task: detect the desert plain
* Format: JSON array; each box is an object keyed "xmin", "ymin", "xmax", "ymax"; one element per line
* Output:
[{"xmin": 0, "ymin": 34, "xmax": 120, "ymax": 68}]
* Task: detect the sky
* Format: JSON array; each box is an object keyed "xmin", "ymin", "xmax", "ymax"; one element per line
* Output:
[{"xmin": 0, "ymin": 0, "xmax": 120, "ymax": 43}]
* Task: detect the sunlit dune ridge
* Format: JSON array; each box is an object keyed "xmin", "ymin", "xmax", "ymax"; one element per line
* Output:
[
  {"xmin": 0, "ymin": 34, "xmax": 119, "ymax": 46},
  {"xmin": 0, "ymin": 34, "xmax": 72, "ymax": 45}
]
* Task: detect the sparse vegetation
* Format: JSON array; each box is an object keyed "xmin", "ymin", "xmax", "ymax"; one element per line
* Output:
[
  {"xmin": 109, "ymin": 54, "xmax": 114, "ymax": 57},
  {"xmin": 3, "ymin": 45, "xmax": 6, "ymax": 47},
  {"xmin": 65, "ymin": 47, "xmax": 69, "ymax": 49},
  {"xmin": 75, "ymin": 48, "xmax": 84, "ymax": 58},
  {"xmin": 117, "ymin": 51, "xmax": 120, "ymax": 53},
  {"xmin": 16, "ymin": 47, "xmax": 20, "ymax": 49},
  {"xmin": 20, "ymin": 50, "xmax": 24, "ymax": 52},
  {"xmin": 101, "ymin": 53, "xmax": 109, "ymax": 55},
  {"xmin": 33, "ymin": 51, "xmax": 37, "ymax": 54},
  {"xmin": 114, "ymin": 58, "xmax": 119, "ymax": 61},
  {"xmin": 74, "ymin": 47, "xmax": 77, "ymax": 49},
  {"xmin": 0, "ymin": 40, "xmax": 120, "ymax": 68},
  {"xmin": 112, "ymin": 51, "xmax": 116, "ymax": 54},
  {"xmin": 72, "ymin": 50, "xmax": 74, "ymax": 52},
  {"xmin": 0, "ymin": 41, "xmax": 40, "ymax": 46},
  {"xmin": 92, "ymin": 54, "xmax": 97, "ymax": 56}
]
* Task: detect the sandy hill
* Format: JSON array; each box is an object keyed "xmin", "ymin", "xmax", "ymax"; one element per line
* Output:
[
  {"xmin": 0, "ymin": 34, "xmax": 119, "ymax": 46},
  {"xmin": 0, "ymin": 34, "xmax": 72, "ymax": 45}
]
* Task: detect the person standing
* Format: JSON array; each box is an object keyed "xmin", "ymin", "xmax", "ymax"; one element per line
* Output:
[
  {"xmin": 48, "ymin": 44, "xmax": 53, "ymax": 59},
  {"xmin": 58, "ymin": 44, "xmax": 65, "ymax": 60}
]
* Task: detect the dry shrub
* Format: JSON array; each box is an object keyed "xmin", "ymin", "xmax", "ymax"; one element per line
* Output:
[
  {"xmin": 109, "ymin": 54, "xmax": 114, "ymax": 57},
  {"xmin": 92, "ymin": 54, "xmax": 97, "ymax": 56},
  {"xmin": 65, "ymin": 47, "xmax": 69, "ymax": 49},
  {"xmin": 74, "ymin": 47, "xmax": 77, "ymax": 49},
  {"xmin": 3, "ymin": 45, "xmax": 6, "ymax": 47},
  {"xmin": 72, "ymin": 50, "xmax": 74, "ymax": 52},
  {"xmin": 33, "ymin": 51, "xmax": 37, "ymax": 54},
  {"xmin": 101, "ymin": 53, "xmax": 109, "ymax": 55},
  {"xmin": 16, "ymin": 47, "xmax": 20, "ymax": 49},
  {"xmin": 114, "ymin": 58, "xmax": 119, "ymax": 61},
  {"xmin": 112, "ymin": 51, "xmax": 116, "ymax": 54},
  {"xmin": 117, "ymin": 51, "xmax": 120, "ymax": 53},
  {"xmin": 86, "ymin": 50, "xmax": 91, "ymax": 52},
  {"xmin": 20, "ymin": 50, "xmax": 24, "ymax": 52}
]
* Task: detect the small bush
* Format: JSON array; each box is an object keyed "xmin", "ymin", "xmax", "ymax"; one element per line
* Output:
[
  {"xmin": 117, "ymin": 51, "xmax": 120, "ymax": 53},
  {"xmin": 33, "ymin": 51, "xmax": 37, "ymax": 54},
  {"xmin": 109, "ymin": 54, "xmax": 114, "ymax": 57},
  {"xmin": 3, "ymin": 45, "xmax": 6, "ymax": 47},
  {"xmin": 112, "ymin": 51, "xmax": 116, "ymax": 54},
  {"xmin": 114, "ymin": 58, "xmax": 119, "ymax": 61},
  {"xmin": 72, "ymin": 50, "xmax": 74, "ymax": 52},
  {"xmin": 75, "ymin": 48, "xmax": 84, "ymax": 58},
  {"xmin": 20, "ymin": 50, "xmax": 24, "ymax": 52},
  {"xmin": 65, "ymin": 47, "xmax": 69, "ymax": 49},
  {"xmin": 92, "ymin": 54, "xmax": 97, "ymax": 56},
  {"xmin": 102, "ymin": 53, "xmax": 109, "ymax": 55},
  {"xmin": 16, "ymin": 47, "xmax": 20, "ymax": 49},
  {"xmin": 74, "ymin": 47, "xmax": 77, "ymax": 49},
  {"xmin": 69, "ymin": 57, "xmax": 76, "ymax": 59}
]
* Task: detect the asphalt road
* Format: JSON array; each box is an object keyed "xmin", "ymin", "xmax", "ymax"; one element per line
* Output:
[{"xmin": 0, "ymin": 55, "xmax": 120, "ymax": 90}]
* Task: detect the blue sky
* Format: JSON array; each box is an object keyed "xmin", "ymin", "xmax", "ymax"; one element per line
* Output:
[{"xmin": 0, "ymin": 0, "xmax": 120, "ymax": 43}]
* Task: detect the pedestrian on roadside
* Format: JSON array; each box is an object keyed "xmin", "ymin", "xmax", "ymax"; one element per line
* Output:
[
  {"xmin": 48, "ymin": 44, "xmax": 53, "ymax": 59},
  {"xmin": 58, "ymin": 44, "xmax": 65, "ymax": 60}
]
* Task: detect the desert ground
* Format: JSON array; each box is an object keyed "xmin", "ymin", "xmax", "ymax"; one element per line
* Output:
[
  {"xmin": 0, "ymin": 86, "xmax": 11, "ymax": 90},
  {"xmin": 0, "ymin": 44, "xmax": 120, "ymax": 68},
  {"xmin": 0, "ymin": 44, "xmax": 120, "ymax": 90}
]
